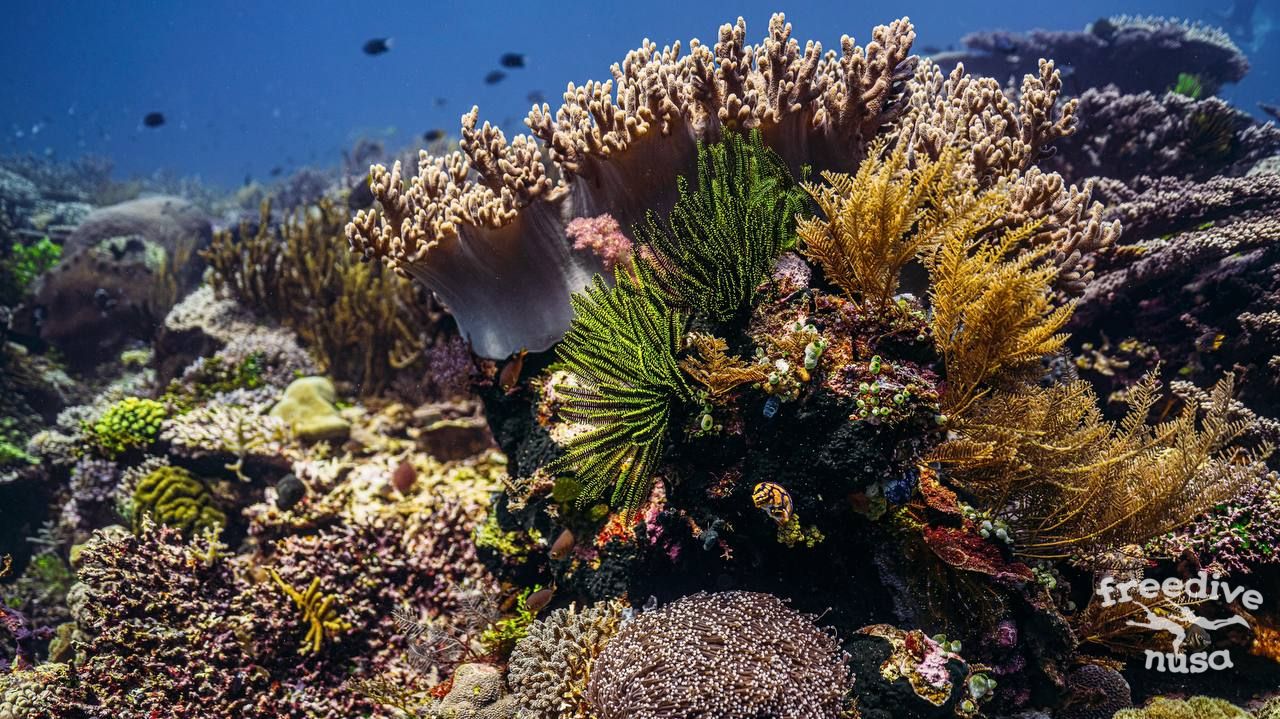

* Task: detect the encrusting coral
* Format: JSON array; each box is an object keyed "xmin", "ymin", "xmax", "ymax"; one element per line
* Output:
[{"xmin": 1113, "ymin": 696, "xmax": 1253, "ymax": 719}]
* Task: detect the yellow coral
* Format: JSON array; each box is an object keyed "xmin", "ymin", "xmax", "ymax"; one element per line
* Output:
[{"xmin": 269, "ymin": 568, "xmax": 352, "ymax": 655}]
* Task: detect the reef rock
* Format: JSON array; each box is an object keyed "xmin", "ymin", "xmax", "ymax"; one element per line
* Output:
[{"xmin": 27, "ymin": 196, "xmax": 211, "ymax": 364}]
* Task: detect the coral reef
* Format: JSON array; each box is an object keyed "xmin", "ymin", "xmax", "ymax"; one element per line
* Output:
[
  {"xmin": 204, "ymin": 199, "xmax": 452, "ymax": 394},
  {"xmin": 5, "ymin": 10, "xmax": 1280, "ymax": 719},
  {"xmin": 933, "ymin": 15, "xmax": 1249, "ymax": 96}
]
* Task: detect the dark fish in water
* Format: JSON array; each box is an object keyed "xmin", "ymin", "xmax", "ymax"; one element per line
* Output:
[
  {"xmin": 499, "ymin": 52, "xmax": 526, "ymax": 69},
  {"xmin": 499, "ymin": 349, "xmax": 527, "ymax": 391},
  {"xmin": 269, "ymin": 166, "xmax": 283, "ymax": 177},
  {"xmin": 142, "ymin": 112, "xmax": 165, "ymax": 128},
  {"xmin": 526, "ymin": 90, "xmax": 546, "ymax": 104},
  {"xmin": 525, "ymin": 587, "xmax": 554, "ymax": 613},
  {"xmin": 434, "ymin": 97, "xmax": 448, "ymax": 108},
  {"xmin": 391, "ymin": 459, "xmax": 416, "ymax": 493},
  {"xmin": 484, "ymin": 70, "xmax": 507, "ymax": 85},
  {"xmin": 549, "ymin": 528, "xmax": 575, "ymax": 560},
  {"xmin": 363, "ymin": 38, "xmax": 393, "ymax": 55},
  {"xmin": 275, "ymin": 474, "xmax": 305, "ymax": 510},
  {"xmin": 423, "ymin": 128, "xmax": 445, "ymax": 142}
]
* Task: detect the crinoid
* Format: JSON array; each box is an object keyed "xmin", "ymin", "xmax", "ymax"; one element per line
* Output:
[
  {"xmin": 634, "ymin": 129, "xmax": 807, "ymax": 322},
  {"xmin": 547, "ymin": 265, "xmax": 693, "ymax": 516}
]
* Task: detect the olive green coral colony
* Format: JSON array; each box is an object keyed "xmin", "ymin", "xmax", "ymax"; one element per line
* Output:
[{"xmin": 3, "ymin": 9, "xmax": 1280, "ymax": 719}]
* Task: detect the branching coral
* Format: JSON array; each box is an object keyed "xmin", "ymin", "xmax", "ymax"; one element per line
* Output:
[
  {"xmin": 269, "ymin": 568, "xmax": 353, "ymax": 655},
  {"xmin": 546, "ymin": 266, "xmax": 692, "ymax": 514},
  {"xmin": 507, "ymin": 599, "xmax": 627, "ymax": 719},
  {"xmin": 634, "ymin": 129, "xmax": 806, "ymax": 320},
  {"xmin": 205, "ymin": 199, "xmax": 450, "ymax": 393},
  {"xmin": 161, "ymin": 402, "xmax": 292, "ymax": 480},
  {"xmin": 586, "ymin": 591, "xmax": 852, "ymax": 719}
]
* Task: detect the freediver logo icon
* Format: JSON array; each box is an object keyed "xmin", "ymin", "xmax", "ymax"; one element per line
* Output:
[{"xmin": 1096, "ymin": 573, "xmax": 1261, "ymax": 673}]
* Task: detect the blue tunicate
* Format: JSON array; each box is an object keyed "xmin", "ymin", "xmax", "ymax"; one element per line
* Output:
[
  {"xmin": 763, "ymin": 395, "xmax": 780, "ymax": 418},
  {"xmin": 883, "ymin": 469, "xmax": 918, "ymax": 505}
]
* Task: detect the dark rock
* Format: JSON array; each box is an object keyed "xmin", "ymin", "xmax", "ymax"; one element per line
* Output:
[{"xmin": 25, "ymin": 196, "xmax": 211, "ymax": 366}]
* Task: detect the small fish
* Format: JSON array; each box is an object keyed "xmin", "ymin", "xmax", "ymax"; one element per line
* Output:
[
  {"xmin": 433, "ymin": 97, "xmax": 448, "ymax": 108},
  {"xmin": 549, "ymin": 528, "xmax": 575, "ymax": 560},
  {"xmin": 423, "ymin": 128, "xmax": 445, "ymax": 142},
  {"xmin": 391, "ymin": 459, "xmax": 416, "ymax": 493},
  {"xmin": 363, "ymin": 38, "xmax": 393, "ymax": 55},
  {"xmin": 525, "ymin": 586, "xmax": 554, "ymax": 614},
  {"xmin": 500, "ymin": 349, "xmax": 527, "ymax": 391},
  {"xmin": 752, "ymin": 481, "xmax": 794, "ymax": 526},
  {"xmin": 499, "ymin": 53, "xmax": 526, "ymax": 69},
  {"xmin": 275, "ymin": 474, "xmax": 306, "ymax": 510},
  {"xmin": 526, "ymin": 90, "xmax": 546, "ymax": 104},
  {"xmin": 484, "ymin": 70, "xmax": 507, "ymax": 85},
  {"xmin": 269, "ymin": 166, "xmax": 283, "ymax": 177},
  {"xmin": 142, "ymin": 112, "xmax": 166, "ymax": 128}
]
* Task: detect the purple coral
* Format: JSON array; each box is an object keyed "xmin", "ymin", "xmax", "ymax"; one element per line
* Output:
[
  {"xmin": 935, "ymin": 15, "xmax": 1248, "ymax": 96},
  {"xmin": 1151, "ymin": 469, "xmax": 1280, "ymax": 574}
]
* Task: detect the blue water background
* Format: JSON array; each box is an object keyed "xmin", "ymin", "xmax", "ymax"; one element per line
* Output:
[{"xmin": 3, "ymin": 0, "xmax": 1275, "ymax": 187}]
